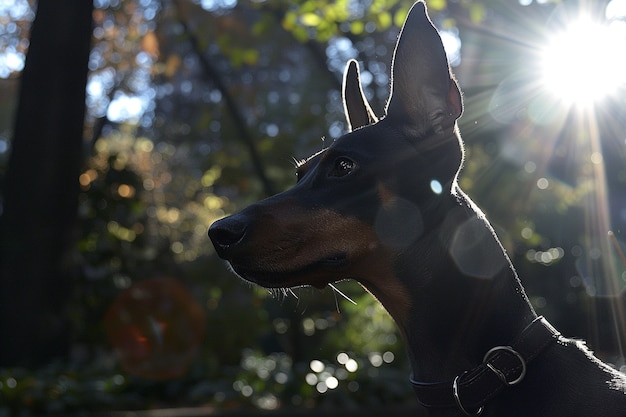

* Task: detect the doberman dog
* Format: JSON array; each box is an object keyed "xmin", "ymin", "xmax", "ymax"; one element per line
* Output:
[{"xmin": 209, "ymin": 1, "xmax": 626, "ymax": 415}]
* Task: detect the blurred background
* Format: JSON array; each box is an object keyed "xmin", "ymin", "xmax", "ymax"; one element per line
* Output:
[{"xmin": 0, "ymin": 0, "xmax": 625, "ymax": 415}]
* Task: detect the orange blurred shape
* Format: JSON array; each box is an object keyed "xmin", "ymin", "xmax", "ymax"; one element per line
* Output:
[{"xmin": 105, "ymin": 277, "xmax": 206, "ymax": 379}]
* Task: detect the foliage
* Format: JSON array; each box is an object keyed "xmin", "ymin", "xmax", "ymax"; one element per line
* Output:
[{"xmin": 1, "ymin": 0, "xmax": 626, "ymax": 414}]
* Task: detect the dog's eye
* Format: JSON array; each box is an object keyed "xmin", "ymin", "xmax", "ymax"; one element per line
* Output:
[{"xmin": 329, "ymin": 157, "xmax": 357, "ymax": 178}]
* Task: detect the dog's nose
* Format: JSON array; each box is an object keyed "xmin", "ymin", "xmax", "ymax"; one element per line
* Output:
[{"xmin": 208, "ymin": 217, "xmax": 247, "ymax": 258}]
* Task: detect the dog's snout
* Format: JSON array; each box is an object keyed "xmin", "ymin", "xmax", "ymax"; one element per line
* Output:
[{"xmin": 208, "ymin": 217, "xmax": 247, "ymax": 258}]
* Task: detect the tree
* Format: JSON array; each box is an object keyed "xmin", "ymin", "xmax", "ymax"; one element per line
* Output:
[{"xmin": 0, "ymin": 0, "xmax": 93, "ymax": 366}]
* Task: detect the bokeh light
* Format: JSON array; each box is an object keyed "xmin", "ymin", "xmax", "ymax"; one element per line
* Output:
[{"xmin": 105, "ymin": 277, "xmax": 206, "ymax": 379}]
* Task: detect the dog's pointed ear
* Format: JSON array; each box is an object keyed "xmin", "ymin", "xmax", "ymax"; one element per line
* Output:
[
  {"xmin": 385, "ymin": 1, "xmax": 462, "ymax": 137},
  {"xmin": 342, "ymin": 59, "xmax": 378, "ymax": 131}
]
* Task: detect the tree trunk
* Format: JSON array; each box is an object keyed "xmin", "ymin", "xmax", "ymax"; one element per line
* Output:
[{"xmin": 0, "ymin": 0, "xmax": 93, "ymax": 367}]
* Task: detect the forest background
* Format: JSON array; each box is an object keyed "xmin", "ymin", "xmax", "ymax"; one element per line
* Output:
[{"xmin": 0, "ymin": 0, "xmax": 626, "ymax": 415}]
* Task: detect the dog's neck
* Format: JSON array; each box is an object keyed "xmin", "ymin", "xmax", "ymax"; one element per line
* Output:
[{"xmin": 363, "ymin": 186, "xmax": 537, "ymax": 384}]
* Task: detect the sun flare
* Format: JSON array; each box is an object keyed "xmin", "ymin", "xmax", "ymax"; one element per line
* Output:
[{"xmin": 540, "ymin": 18, "xmax": 626, "ymax": 107}]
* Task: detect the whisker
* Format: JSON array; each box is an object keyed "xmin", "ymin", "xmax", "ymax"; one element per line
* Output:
[
  {"xmin": 331, "ymin": 285, "xmax": 340, "ymax": 312},
  {"xmin": 328, "ymin": 283, "xmax": 357, "ymax": 305}
]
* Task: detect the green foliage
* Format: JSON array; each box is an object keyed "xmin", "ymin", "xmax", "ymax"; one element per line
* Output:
[
  {"xmin": 271, "ymin": 0, "xmax": 433, "ymax": 42},
  {"xmin": 0, "ymin": 359, "xmax": 243, "ymax": 415}
]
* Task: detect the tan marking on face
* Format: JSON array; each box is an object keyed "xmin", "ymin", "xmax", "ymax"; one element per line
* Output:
[
  {"xmin": 229, "ymin": 199, "xmax": 412, "ymax": 323},
  {"xmin": 377, "ymin": 181, "xmax": 397, "ymax": 209},
  {"xmin": 247, "ymin": 205, "xmax": 374, "ymax": 272},
  {"xmin": 354, "ymin": 254, "xmax": 412, "ymax": 331}
]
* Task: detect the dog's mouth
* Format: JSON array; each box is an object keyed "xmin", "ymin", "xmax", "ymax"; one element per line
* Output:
[
  {"xmin": 317, "ymin": 253, "xmax": 349, "ymax": 268},
  {"xmin": 228, "ymin": 252, "xmax": 349, "ymax": 289}
]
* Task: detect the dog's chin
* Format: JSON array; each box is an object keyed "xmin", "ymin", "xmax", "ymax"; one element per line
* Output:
[{"xmin": 227, "ymin": 253, "xmax": 348, "ymax": 289}]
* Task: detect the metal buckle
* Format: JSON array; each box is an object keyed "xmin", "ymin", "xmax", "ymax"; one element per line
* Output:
[
  {"xmin": 453, "ymin": 371, "xmax": 484, "ymax": 416},
  {"xmin": 483, "ymin": 345, "xmax": 527, "ymax": 386}
]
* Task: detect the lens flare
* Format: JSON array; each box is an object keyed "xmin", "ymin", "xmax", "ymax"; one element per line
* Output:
[
  {"xmin": 105, "ymin": 277, "xmax": 206, "ymax": 379},
  {"xmin": 540, "ymin": 18, "xmax": 626, "ymax": 107}
]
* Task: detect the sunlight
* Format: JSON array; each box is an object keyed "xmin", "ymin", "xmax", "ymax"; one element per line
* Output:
[
  {"xmin": 107, "ymin": 93, "xmax": 147, "ymax": 122},
  {"xmin": 540, "ymin": 17, "xmax": 626, "ymax": 107}
]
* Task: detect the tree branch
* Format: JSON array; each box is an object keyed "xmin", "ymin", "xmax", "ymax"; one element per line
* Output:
[{"xmin": 174, "ymin": 1, "xmax": 276, "ymax": 196}]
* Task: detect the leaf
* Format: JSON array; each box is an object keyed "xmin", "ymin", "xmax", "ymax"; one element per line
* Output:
[
  {"xmin": 394, "ymin": 6, "xmax": 410, "ymax": 28},
  {"xmin": 469, "ymin": 3, "xmax": 486, "ymax": 23},
  {"xmin": 442, "ymin": 17, "xmax": 456, "ymax": 30},
  {"xmin": 377, "ymin": 12, "xmax": 392, "ymax": 30},
  {"xmin": 282, "ymin": 10, "xmax": 297, "ymax": 31},
  {"xmin": 164, "ymin": 54, "xmax": 181, "ymax": 78},
  {"xmin": 141, "ymin": 30, "xmax": 159, "ymax": 58},
  {"xmin": 242, "ymin": 49, "xmax": 259, "ymax": 66},
  {"xmin": 301, "ymin": 12, "xmax": 322, "ymax": 27},
  {"xmin": 427, "ymin": 0, "xmax": 447, "ymax": 12},
  {"xmin": 291, "ymin": 25, "xmax": 309, "ymax": 42},
  {"xmin": 351, "ymin": 20, "xmax": 364, "ymax": 35}
]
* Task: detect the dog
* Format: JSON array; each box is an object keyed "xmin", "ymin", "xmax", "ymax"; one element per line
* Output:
[{"xmin": 209, "ymin": 2, "xmax": 626, "ymax": 415}]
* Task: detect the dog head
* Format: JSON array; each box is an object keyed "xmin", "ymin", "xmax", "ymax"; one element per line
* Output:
[{"xmin": 209, "ymin": 1, "xmax": 463, "ymax": 291}]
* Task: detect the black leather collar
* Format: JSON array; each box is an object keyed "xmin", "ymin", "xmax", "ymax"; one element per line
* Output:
[{"xmin": 410, "ymin": 316, "xmax": 561, "ymax": 415}]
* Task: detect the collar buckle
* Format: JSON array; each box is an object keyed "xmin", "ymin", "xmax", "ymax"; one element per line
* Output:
[
  {"xmin": 453, "ymin": 371, "xmax": 484, "ymax": 416},
  {"xmin": 410, "ymin": 316, "xmax": 561, "ymax": 413},
  {"xmin": 483, "ymin": 345, "xmax": 526, "ymax": 386}
]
